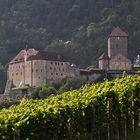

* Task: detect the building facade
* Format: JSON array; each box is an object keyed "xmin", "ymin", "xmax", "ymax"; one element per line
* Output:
[
  {"xmin": 6, "ymin": 48, "xmax": 79, "ymax": 91},
  {"xmin": 99, "ymin": 27, "xmax": 132, "ymax": 70}
]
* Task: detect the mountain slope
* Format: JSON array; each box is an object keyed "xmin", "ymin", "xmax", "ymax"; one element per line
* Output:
[{"xmin": 0, "ymin": 0, "xmax": 140, "ymax": 91}]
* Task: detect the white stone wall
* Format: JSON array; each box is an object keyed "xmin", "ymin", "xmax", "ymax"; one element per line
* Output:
[
  {"xmin": 8, "ymin": 59, "xmax": 78, "ymax": 87},
  {"xmin": 8, "ymin": 62, "xmax": 25, "ymax": 86},
  {"xmin": 32, "ymin": 60, "xmax": 47, "ymax": 86},
  {"xmin": 25, "ymin": 61, "xmax": 32, "ymax": 86},
  {"xmin": 45, "ymin": 60, "xmax": 71, "ymax": 81}
]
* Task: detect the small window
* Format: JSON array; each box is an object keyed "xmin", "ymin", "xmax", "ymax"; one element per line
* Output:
[
  {"xmin": 16, "ymin": 73, "xmax": 18, "ymax": 75},
  {"xmin": 61, "ymin": 74, "xmax": 63, "ymax": 76},
  {"xmin": 58, "ymin": 62, "xmax": 59, "ymax": 65},
  {"xmin": 51, "ymin": 62, "xmax": 53, "ymax": 65},
  {"xmin": 50, "ymin": 67, "xmax": 52, "ymax": 70},
  {"xmin": 59, "ymin": 68, "xmax": 61, "ymax": 71},
  {"xmin": 55, "ymin": 62, "xmax": 57, "ymax": 65},
  {"xmin": 61, "ymin": 63, "xmax": 63, "ymax": 65},
  {"xmin": 56, "ymin": 73, "xmax": 58, "ymax": 75},
  {"xmin": 51, "ymin": 77, "xmax": 53, "ymax": 80},
  {"xmin": 36, "ymin": 69, "xmax": 38, "ymax": 72},
  {"xmin": 21, "ymin": 72, "xmax": 22, "ymax": 75},
  {"xmin": 38, "ymin": 77, "xmax": 40, "ymax": 79},
  {"xmin": 63, "ymin": 68, "xmax": 65, "ymax": 71},
  {"xmin": 51, "ymin": 73, "xmax": 53, "ymax": 75},
  {"xmin": 41, "ymin": 69, "xmax": 42, "ymax": 72}
]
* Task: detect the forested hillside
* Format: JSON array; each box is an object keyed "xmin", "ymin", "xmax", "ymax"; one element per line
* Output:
[{"xmin": 0, "ymin": 0, "xmax": 140, "ymax": 92}]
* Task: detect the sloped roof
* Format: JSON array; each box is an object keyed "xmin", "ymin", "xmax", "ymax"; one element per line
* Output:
[
  {"xmin": 110, "ymin": 27, "xmax": 128, "ymax": 37},
  {"xmin": 98, "ymin": 52, "xmax": 109, "ymax": 60},
  {"xmin": 9, "ymin": 48, "xmax": 38, "ymax": 64},
  {"xmin": 28, "ymin": 51, "xmax": 69, "ymax": 62}
]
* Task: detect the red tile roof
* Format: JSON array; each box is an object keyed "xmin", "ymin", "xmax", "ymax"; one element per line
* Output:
[
  {"xmin": 9, "ymin": 48, "xmax": 38, "ymax": 64},
  {"xmin": 110, "ymin": 27, "xmax": 128, "ymax": 37}
]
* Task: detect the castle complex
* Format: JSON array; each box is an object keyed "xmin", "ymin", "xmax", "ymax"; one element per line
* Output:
[
  {"xmin": 98, "ymin": 27, "xmax": 132, "ymax": 70},
  {"xmin": 5, "ymin": 49, "xmax": 78, "ymax": 93},
  {"xmin": 4, "ymin": 27, "xmax": 133, "ymax": 95}
]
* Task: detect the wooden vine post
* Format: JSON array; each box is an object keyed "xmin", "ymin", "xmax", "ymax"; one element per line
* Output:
[
  {"xmin": 131, "ymin": 92, "xmax": 135, "ymax": 132},
  {"xmin": 107, "ymin": 97, "xmax": 112, "ymax": 140},
  {"xmin": 138, "ymin": 109, "xmax": 140, "ymax": 127}
]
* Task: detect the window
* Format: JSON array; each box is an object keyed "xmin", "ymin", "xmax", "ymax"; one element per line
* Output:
[
  {"xmin": 50, "ymin": 67, "xmax": 52, "ymax": 70},
  {"xmin": 12, "ymin": 73, "xmax": 14, "ymax": 76},
  {"xmin": 63, "ymin": 68, "xmax": 65, "ymax": 71},
  {"xmin": 36, "ymin": 69, "xmax": 38, "ymax": 72},
  {"xmin": 21, "ymin": 72, "xmax": 22, "ymax": 75},
  {"xmin": 61, "ymin": 63, "xmax": 63, "ymax": 65},
  {"xmin": 55, "ymin": 62, "xmax": 57, "ymax": 65},
  {"xmin": 61, "ymin": 74, "xmax": 63, "ymax": 76},
  {"xmin": 51, "ymin": 73, "xmax": 53, "ymax": 75},
  {"xmin": 56, "ymin": 73, "xmax": 58, "ymax": 75},
  {"xmin": 51, "ymin": 62, "xmax": 53, "ymax": 65},
  {"xmin": 59, "ymin": 68, "xmax": 61, "ymax": 71},
  {"xmin": 16, "ymin": 73, "xmax": 18, "ymax": 75},
  {"xmin": 41, "ymin": 69, "xmax": 42, "ymax": 72},
  {"xmin": 58, "ymin": 62, "xmax": 59, "ymax": 65},
  {"xmin": 38, "ymin": 77, "xmax": 40, "ymax": 79}
]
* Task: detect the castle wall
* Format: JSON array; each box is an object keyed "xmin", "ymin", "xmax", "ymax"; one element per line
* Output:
[
  {"xmin": 109, "ymin": 54, "xmax": 132, "ymax": 70},
  {"xmin": 99, "ymin": 59, "xmax": 109, "ymax": 70},
  {"xmin": 32, "ymin": 60, "xmax": 47, "ymax": 86},
  {"xmin": 23, "ymin": 60, "xmax": 75, "ymax": 86},
  {"xmin": 45, "ymin": 60, "xmax": 71, "ymax": 81},
  {"xmin": 8, "ymin": 62, "xmax": 25, "ymax": 86},
  {"xmin": 8, "ymin": 59, "xmax": 77, "ymax": 87},
  {"xmin": 108, "ymin": 37, "xmax": 128, "ymax": 58},
  {"xmin": 25, "ymin": 61, "xmax": 32, "ymax": 86}
]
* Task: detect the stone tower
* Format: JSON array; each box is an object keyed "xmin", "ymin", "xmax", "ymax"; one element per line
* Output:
[
  {"xmin": 98, "ymin": 27, "xmax": 132, "ymax": 70},
  {"xmin": 108, "ymin": 27, "xmax": 128, "ymax": 58}
]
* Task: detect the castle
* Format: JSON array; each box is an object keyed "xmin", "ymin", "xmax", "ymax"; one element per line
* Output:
[
  {"xmin": 4, "ymin": 27, "xmax": 133, "ymax": 95},
  {"xmin": 5, "ymin": 49, "xmax": 79, "ymax": 93},
  {"xmin": 98, "ymin": 26, "xmax": 132, "ymax": 70}
]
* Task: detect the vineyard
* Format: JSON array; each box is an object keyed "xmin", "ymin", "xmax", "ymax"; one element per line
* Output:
[{"xmin": 0, "ymin": 75, "xmax": 140, "ymax": 140}]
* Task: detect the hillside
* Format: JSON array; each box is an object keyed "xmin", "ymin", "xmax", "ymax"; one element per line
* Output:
[
  {"xmin": 0, "ymin": 75, "xmax": 140, "ymax": 139},
  {"xmin": 0, "ymin": 0, "xmax": 140, "ymax": 91}
]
